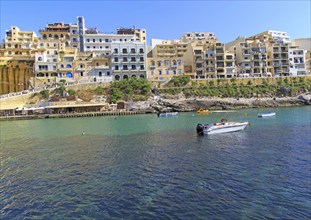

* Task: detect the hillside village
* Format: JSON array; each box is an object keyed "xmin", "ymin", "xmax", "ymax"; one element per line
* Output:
[{"xmin": 0, "ymin": 16, "xmax": 310, "ymax": 117}]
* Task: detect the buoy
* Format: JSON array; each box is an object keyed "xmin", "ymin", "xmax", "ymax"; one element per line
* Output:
[{"xmin": 82, "ymin": 132, "xmax": 85, "ymax": 135}]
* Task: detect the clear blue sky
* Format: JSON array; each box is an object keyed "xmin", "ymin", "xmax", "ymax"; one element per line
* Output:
[{"xmin": 1, "ymin": 0, "xmax": 310, "ymax": 44}]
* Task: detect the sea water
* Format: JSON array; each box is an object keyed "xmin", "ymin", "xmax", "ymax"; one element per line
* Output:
[{"xmin": 1, "ymin": 106, "xmax": 310, "ymax": 219}]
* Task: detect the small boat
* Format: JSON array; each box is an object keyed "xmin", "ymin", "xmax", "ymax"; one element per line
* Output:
[
  {"xmin": 257, "ymin": 112, "xmax": 276, "ymax": 117},
  {"xmin": 157, "ymin": 112, "xmax": 178, "ymax": 117},
  {"xmin": 196, "ymin": 118, "xmax": 249, "ymax": 135},
  {"xmin": 197, "ymin": 108, "xmax": 210, "ymax": 114}
]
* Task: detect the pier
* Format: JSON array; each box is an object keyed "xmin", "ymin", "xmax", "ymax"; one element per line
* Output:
[{"xmin": 0, "ymin": 110, "xmax": 156, "ymax": 121}]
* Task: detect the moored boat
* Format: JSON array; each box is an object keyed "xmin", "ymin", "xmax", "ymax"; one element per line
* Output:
[
  {"xmin": 157, "ymin": 112, "xmax": 178, "ymax": 117},
  {"xmin": 197, "ymin": 108, "xmax": 210, "ymax": 114},
  {"xmin": 257, "ymin": 112, "xmax": 276, "ymax": 117},
  {"xmin": 196, "ymin": 118, "xmax": 249, "ymax": 135}
]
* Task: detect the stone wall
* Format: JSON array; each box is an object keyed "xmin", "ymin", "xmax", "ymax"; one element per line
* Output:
[{"xmin": 0, "ymin": 60, "xmax": 34, "ymax": 95}]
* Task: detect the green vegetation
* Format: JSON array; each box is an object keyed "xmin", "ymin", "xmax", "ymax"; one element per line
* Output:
[
  {"xmin": 53, "ymin": 85, "xmax": 66, "ymax": 96},
  {"xmin": 168, "ymin": 75, "xmax": 191, "ymax": 87},
  {"xmin": 160, "ymin": 77, "xmax": 311, "ymax": 98},
  {"xmin": 40, "ymin": 90, "xmax": 49, "ymax": 99},
  {"xmin": 108, "ymin": 78, "xmax": 151, "ymax": 103},
  {"xmin": 67, "ymin": 89, "xmax": 76, "ymax": 96}
]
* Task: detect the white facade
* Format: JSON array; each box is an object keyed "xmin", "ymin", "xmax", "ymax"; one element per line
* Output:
[
  {"xmin": 111, "ymin": 42, "xmax": 147, "ymax": 80},
  {"xmin": 288, "ymin": 46, "xmax": 307, "ymax": 76},
  {"xmin": 83, "ymin": 33, "xmax": 136, "ymax": 56},
  {"xmin": 267, "ymin": 30, "xmax": 291, "ymax": 44}
]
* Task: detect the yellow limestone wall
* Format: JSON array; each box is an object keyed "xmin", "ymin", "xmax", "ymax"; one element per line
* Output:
[{"xmin": 0, "ymin": 61, "xmax": 34, "ymax": 95}]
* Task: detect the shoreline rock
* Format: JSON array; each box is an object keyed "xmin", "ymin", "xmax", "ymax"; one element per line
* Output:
[{"xmin": 132, "ymin": 93, "xmax": 311, "ymax": 112}]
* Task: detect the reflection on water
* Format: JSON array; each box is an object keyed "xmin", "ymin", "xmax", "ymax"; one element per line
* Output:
[{"xmin": 1, "ymin": 107, "xmax": 310, "ymax": 219}]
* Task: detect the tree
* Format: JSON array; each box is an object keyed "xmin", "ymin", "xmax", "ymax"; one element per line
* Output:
[
  {"xmin": 54, "ymin": 85, "xmax": 66, "ymax": 96},
  {"xmin": 67, "ymin": 89, "xmax": 76, "ymax": 96},
  {"xmin": 109, "ymin": 88, "xmax": 121, "ymax": 103},
  {"xmin": 40, "ymin": 90, "xmax": 49, "ymax": 99}
]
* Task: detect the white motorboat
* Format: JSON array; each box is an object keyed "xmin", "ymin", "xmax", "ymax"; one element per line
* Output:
[
  {"xmin": 258, "ymin": 112, "xmax": 276, "ymax": 117},
  {"xmin": 157, "ymin": 112, "xmax": 178, "ymax": 117},
  {"xmin": 196, "ymin": 119, "xmax": 249, "ymax": 135}
]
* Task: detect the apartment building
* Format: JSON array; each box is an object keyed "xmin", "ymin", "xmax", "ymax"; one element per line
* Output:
[
  {"xmin": 39, "ymin": 22, "xmax": 71, "ymax": 47},
  {"xmin": 147, "ymin": 39, "xmax": 187, "ymax": 80},
  {"xmin": 288, "ymin": 46, "xmax": 307, "ymax": 76},
  {"xmin": 117, "ymin": 27, "xmax": 147, "ymax": 43},
  {"xmin": 88, "ymin": 55, "xmax": 112, "ymax": 82},
  {"xmin": 83, "ymin": 30, "xmax": 135, "ymax": 56},
  {"xmin": 249, "ymin": 30, "xmax": 291, "ymax": 44},
  {"xmin": 267, "ymin": 43, "xmax": 290, "ymax": 76},
  {"xmin": 4, "ymin": 26, "xmax": 38, "ymax": 58},
  {"xmin": 180, "ymin": 32, "xmax": 217, "ymax": 43},
  {"xmin": 292, "ymin": 38, "xmax": 311, "ymax": 75},
  {"xmin": 183, "ymin": 41, "xmax": 235, "ymax": 79},
  {"xmin": 247, "ymin": 30, "xmax": 291, "ymax": 76},
  {"xmin": 111, "ymin": 42, "xmax": 147, "ymax": 80}
]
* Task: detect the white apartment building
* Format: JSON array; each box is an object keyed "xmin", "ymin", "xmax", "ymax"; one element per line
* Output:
[
  {"xmin": 111, "ymin": 42, "xmax": 147, "ymax": 80},
  {"xmin": 288, "ymin": 46, "xmax": 307, "ymax": 76},
  {"xmin": 83, "ymin": 31, "xmax": 135, "ymax": 56}
]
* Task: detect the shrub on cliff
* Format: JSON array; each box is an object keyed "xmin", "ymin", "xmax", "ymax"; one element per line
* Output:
[
  {"xmin": 108, "ymin": 78, "xmax": 151, "ymax": 103},
  {"xmin": 169, "ymin": 75, "xmax": 190, "ymax": 87}
]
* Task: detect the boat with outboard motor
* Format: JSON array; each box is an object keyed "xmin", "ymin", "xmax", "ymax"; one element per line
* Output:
[
  {"xmin": 157, "ymin": 112, "xmax": 178, "ymax": 117},
  {"xmin": 257, "ymin": 112, "xmax": 276, "ymax": 117},
  {"xmin": 196, "ymin": 118, "xmax": 249, "ymax": 135}
]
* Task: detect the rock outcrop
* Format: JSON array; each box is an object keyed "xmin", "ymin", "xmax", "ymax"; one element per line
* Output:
[{"xmin": 130, "ymin": 93, "xmax": 310, "ymax": 113}]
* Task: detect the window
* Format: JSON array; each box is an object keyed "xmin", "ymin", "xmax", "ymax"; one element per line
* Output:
[
  {"xmin": 93, "ymin": 39, "xmax": 95, "ymax": 42},
  {"xmin": 159, "ymin": 70, "xmax": 162, "ymax": 75},
  {"xmin": 114, "ymin": 57, "xmax": 119, "ymax": 62},
  {"xmin": 105, "ymin": 46, "xmax": 109, "ymax": 49},
  {"xmin": 122, "ymin": 48, "xmax": 127, "ymax": 54},
  {"xmin": 158, "ymin": 61, "xmax": 162, "ymax": 67},
  {"xmin": 173, "ymin": 70, "xmax": 176, "ymax": 75},
  {"xmin": 140, "ymin": 65, "xmax": 144, "ymax": 70},
  {"xmin": 99, "ymin": 39, "xmax": 102, "ymax": 42},
  {"xmin": 38, "ymin": 57, "xmax": 42, "ymax": 61},
  {"xmin": 178, "ymin": 70, "xmax": 182, "ymax": 74},
  {"xmin": 139, "ymin": 48, "xmax": 144, "ymax": 53},
  {"xmin": 105, "ymin": 39, "xmax": 109, "ymax": 42},
  {"xmin": 80, "ymin": 72, "xmax": 84, "ymax": 76},
  {"xmin": 115, "ymin": 66, "xmax": 119, "ymax": 70},
  {"xmin": 178, "ymin": 60, "xmax": 182, "ymax": 66},
  {"xmin": 87, "ymin": 39, "xmax": 90, "ymax": 42},
  {"xmin": 87, "ymin": 46, "xmax": 90, "ymax": 49},
  {"xmin": 99, "ymin": 71, "xmax": 102, "ymax": 76},
  {"xmin": 166, "ymin": 70, "xmax": 170, "ymax": 75},
  {"xmin": 132, "ymin": 65, "xmax": 136, "ymax": 70},
  {"xmin": 131, "ymin": 57, "xmax": 136, "ymax": 62},
  {"xmin": 114, "ymin": 48, "xmax": 118, "ymax": 53},
  {"xmin": 123, "ymin": 65, "xmax": 128, "ymax": 70},
  {"xmin": 123, "ymin": 57, "xmax": 128, "ymax": 62},
  {"xmin": 140, "ymin": 57, "xmax": 144, "ymax": 62},
  {"xmin": 131, "ymin": 48, "xmax": 136, "ymax": 53},
  {"xmin": 165, "ymin": 60, "xmax": 169, "ymax": 66}
]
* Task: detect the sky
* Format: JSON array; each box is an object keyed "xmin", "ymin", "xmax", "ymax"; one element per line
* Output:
[{"xmin": 1, "ymin": 0, "xmax": 310, "ymax": 44}]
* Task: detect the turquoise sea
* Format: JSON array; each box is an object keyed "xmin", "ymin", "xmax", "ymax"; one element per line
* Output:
[{"xmin": 1, "ymin": 106, "xmax": 310, "ymax": 219}]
